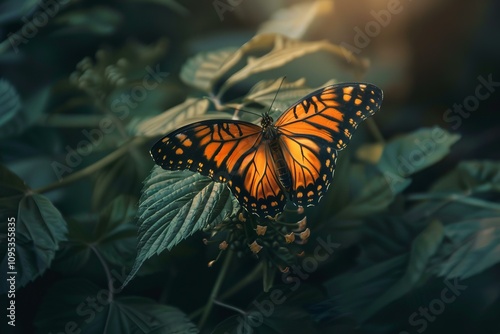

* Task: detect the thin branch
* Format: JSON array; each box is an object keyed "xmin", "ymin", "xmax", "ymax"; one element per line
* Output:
[
  {"xmin": 198, "ymin": 250, "xmax": 234, "ymax": 329},
  {"xmin": 33, "ymin": 137, "xmax": 148, "ymax": 194}
]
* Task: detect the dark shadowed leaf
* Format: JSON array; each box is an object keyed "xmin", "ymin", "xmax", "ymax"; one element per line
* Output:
[
  {"xmin": 0, "ymin": 79, "xmax": 21, "ymax": 127},
  {"xmin": 35, "ymin": 278, "xmax": 199, "ymax": 334},
  {"xmin": 357, "ymin": 220, "xmax": 444, "ymax": 321},
  {"xmin": 213, "ymin": 285, "xmax": 322, "ymax": 334},
  {"xmin": 325, "ymin": 220, "xmax": 444, "ymax": 323},
  {"xmin": 0, "ymin": 0, "xmax": 40, "ymax": 24},
  {"xmin": 333, "ymin": 163, "xmax": 408, "ymax": 219},
  {"xmin": 0, "ymin": 166, "xmax": 67, "ymax": 292},
  {"xmin": 0, "ymin": 83, "xmax": 50, "ymax": 139},
  {"xmin": 434, "ymin": 216, "xmax": 500, "ymax": 280},
  {"xmin": 123, "ymin": 167, "xmax": 237, "ymax": 286},
  {"xmin": 54, "ymin": 196, "xmax": 137, "ymax": 272},
  {"xmin": 53, "ymin": 6, "xmax": 122, "ymax": 36},
  {"xmin": 430, "ymin": 160, "xmax": 500, "ymax": 193}
]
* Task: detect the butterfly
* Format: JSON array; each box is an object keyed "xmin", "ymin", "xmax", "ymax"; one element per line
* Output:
[{"xmin": 151, "ymin": 82, "xmax": 383, "ymax": 218}]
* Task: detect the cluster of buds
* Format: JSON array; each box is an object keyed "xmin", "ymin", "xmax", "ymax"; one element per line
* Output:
[{"xmin": 204, "ymin": 206, "xmax": 311, "ymax": 272}]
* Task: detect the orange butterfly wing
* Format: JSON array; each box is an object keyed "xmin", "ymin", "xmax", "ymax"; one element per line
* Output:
[
  {"xmin": 275, "ymin": 83, "xmax": 383, "ymax": 207},
  {"xmin": 150, "ymin": 121, "xmax": 287, "ymax": 217}
]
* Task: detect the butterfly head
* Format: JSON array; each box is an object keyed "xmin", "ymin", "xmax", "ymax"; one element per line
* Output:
[{"xmin": 260, "ymin": 114, "xmax": 274, "ymax": 130}]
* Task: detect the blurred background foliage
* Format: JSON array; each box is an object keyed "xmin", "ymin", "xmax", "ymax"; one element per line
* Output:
[{"xmin": 1, "ymin": 0, "xmax": 500, "ymax": 333}]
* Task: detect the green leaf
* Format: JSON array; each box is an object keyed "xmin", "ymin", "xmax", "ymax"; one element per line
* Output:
[
  {"xmin": 53, "ymin": 6, "xmax": 122, "ymax": 36},
  {"xmin": 213, "ymin": 285, "xmax": 322, "ymax": 333},
  {"xmin": 325, "ymin": 220, "xmax": 445, "ymax": 323},
  {"xmin": 0, "ymin": 167, "xmax": 67, "ymax": 292},
  {"xmin": 123, "ymin": 167, "xmax": 237, "ymax": 286},
  {"xmin": 180, "ymin": 47, "xmax": 238, "ymax": 92},
  {"xmin": 0, "ymin": 0, "xmax": 40, "ymax": 24},
  {"xmin": 324, "ymin": 254, "xmax": 408, "ymax": 319},
  {"xmin": 435, "ymin": 217, "xmax": 500, "ymax": 280},
  {"xmin": 126, "ymin": 0, "xmax": 189, "ymax": 16},
  {"xmin": 0, "ymin": 84, "xmax": 50, "ymax": 139},
  {"xmin": 333, "ymin": 163, "xmax": 410, "ymax": 219},
  {"xmin": 358, "ymin": 220, "xmax": 444, "ymax": 321},
  {"xmin": 0, "ymin": 79, "xmax": 21, "ymax": 126},
  {"xmin": 376, "ymin": 126, "xmax": 460, "ymax": 179},
  {"xmin": 91, "ymin": 150, "xmax": 151, "ymax": 212},
  {"xmin": 430, "ymin": 160, "xmax": 500, "ymax": 193},
  {"xmin": 133, "ymin": 98, "xmax": 215, "ymax": 137},
  {"xmin": 54, "ymin": 196, "xmax": 137, "ymax": 272},
  {"xmin": 35, "ymin": 278, "xmax": 199, "ymax": 334}
]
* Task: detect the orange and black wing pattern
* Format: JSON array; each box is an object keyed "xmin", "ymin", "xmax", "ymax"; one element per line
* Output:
[
  {"xmin": 150, "ymin": 120, "xmax": 287, "ymax": 217},
  {"xmin": 275, "ymin": 83, "xmax": 383, "ymax": 207}
]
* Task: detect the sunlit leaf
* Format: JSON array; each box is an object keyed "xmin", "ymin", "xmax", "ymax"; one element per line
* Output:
[
  {"xmin": 123, "ymin": 167, "xmax": 238, "ymax": 286},
  {"xmin": 0, "ymin": 167, "xmax": 67, "ymax": 292},
  {"xmin": 257, "ymin": 0, "xmax": 334, "ymax": 39},
  {"xmin": 180, "ymin": 47, "xmax": 238, "ymax": 92},
  {"xmin": 133, "ymin": 98, "xmax": 216, "ymax": 137},
  {"xmin": 35, "ymin": 278, "xmax": 199, "ymax": 334},
  {"xmin": 243, "ymin": 77, "xmax": 336, "ymax": 112},
  {"xmin": 216, "ymin": 34, "xmax": 367, "ymax": 97}
]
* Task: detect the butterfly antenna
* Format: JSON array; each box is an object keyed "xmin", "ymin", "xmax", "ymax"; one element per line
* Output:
[{"xmin": 267, "ymin": 76, "xmax": 287, "ymax": 115}]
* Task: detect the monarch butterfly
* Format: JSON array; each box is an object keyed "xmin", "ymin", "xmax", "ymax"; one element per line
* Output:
[{"xmin": 151, "ymin": 82, "xmax": 383, "ymax": 218}]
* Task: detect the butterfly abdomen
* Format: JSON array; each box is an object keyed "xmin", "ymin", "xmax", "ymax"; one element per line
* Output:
[{"xmin": 269, "ymin": 137, "xmax": 292, "ymax": 192}]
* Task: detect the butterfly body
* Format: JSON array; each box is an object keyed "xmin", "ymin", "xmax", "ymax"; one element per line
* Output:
[{"xmin": 151, "ymin": 83, "xmax": 383, "ymax": 218}]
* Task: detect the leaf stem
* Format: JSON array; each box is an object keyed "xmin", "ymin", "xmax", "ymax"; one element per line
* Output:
[
  {"xmin": 33, "ymin": 137, "xmax": 148, "ymax": 194},
  {"xmin": 198, "ymin": 250, "xmax": 234, "ymax": 329},
  {"xmin": 90, "ymin": 244, "xmax": 114, "ymax": 302}
]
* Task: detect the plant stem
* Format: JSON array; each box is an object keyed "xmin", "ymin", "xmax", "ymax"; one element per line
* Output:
[
  {"xmin": 213, "ymin": 300, "xmax": 246, "ymax": 316},
  {"xmin": 198, "ymin": 250, "xmax": 234, "ymax": 329},
  {"xmin": 189, "ymin": 261, "xmax": 264, "ymax": 320},
  {"xmin": 33, "ymin": 136, "xmax": 147, "ymax": 194}
]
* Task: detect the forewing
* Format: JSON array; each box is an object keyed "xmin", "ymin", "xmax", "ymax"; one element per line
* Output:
[
  {"xmin": 150, "ymin": 120, "xmax": 286, "ymax": 217},
  {"xmin": 275, "ymin": 83, "xmax": 383, "ymax": 207},
  {"xmin": 275, "ymin": 83, "xmax": 383, "ymax": 150}
]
